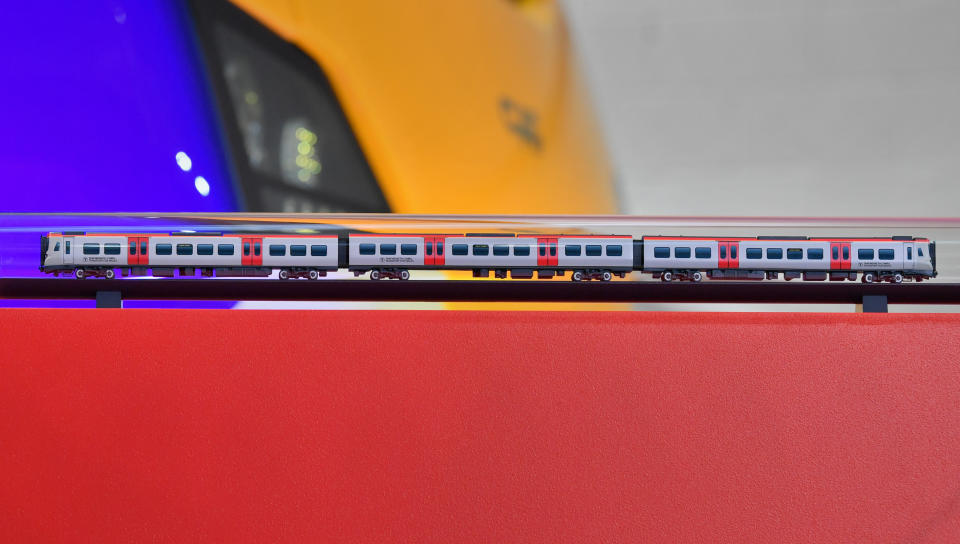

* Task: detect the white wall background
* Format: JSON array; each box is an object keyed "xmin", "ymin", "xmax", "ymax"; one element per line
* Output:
[{"xmin": 563, "ymin": 0, "xmax": 960, "ymax": 217}]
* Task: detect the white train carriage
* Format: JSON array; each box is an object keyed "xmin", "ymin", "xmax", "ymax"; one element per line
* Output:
[
  {"xmin": 348, "ymin": 234, "xmax": 634, "ymax": 280},
  {"xmin": 40, "ymin": 233, "xmax": 339, "ymax": 279},
  {"xmin": 643, "ymin": 236, "xmax": 935, "ymax": 283}
]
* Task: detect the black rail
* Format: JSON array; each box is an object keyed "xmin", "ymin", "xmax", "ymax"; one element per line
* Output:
[{"xmin": 2, "ymin": 278, "xmax": 960, "ymax": 305}]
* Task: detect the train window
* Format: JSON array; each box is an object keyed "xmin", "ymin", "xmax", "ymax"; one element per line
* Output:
[
  {"xmin": 730, "ymin": 246, "xmax": 737, "ymax": 259},
  {"xmin": 437, "ymin": 242, "xmax": 443, "ymax": 254},
  {"xmin": 218, "ymin": 244, "xmax": 235, "ymax": 255},
  {"xmin": 104, "ymin": 243, "xmax": 121, "ymax": 255},
  {"xmin": 65, "ymin": 241, "xmax": 70, "ymax": 254},
  {"xmin": 907, "ymin": 247, "xmax": 912, "ymax": 260},
  {"xmin": 83, "ymin": 243, "xmax": 100, "ymax": 255},
  {"xmin": 310, "ymin": 244, "xmax": 327, "ymax": 256},
  {"xmin": 254, "ymin": 242, "xmax": 261, "ymax": 256},
  {"xmin": 359, "ymin": 243, "xmax": 375, "ymax": 255},
  {"xmin": 842, "ymin": 247, "xmax": 849, "ymax": 260},
  {"xmin": 539, "ymin": 246, "xmax": 546, "ymax": 257},
  {"xmin": 654, "ymin": 247, "xmax": 669, "ymax": 258},
  {"xmin": 878, "ymin": 249, "xmax": 894, "ymax": 260},
  {"xmin": 550, "ymin": 246, "xmax": 556, "ymax": 257},
  {"xmin": 129, "ymin": 242, "xmax": 137, "ymax": 255},
  {"xmin": 918, "ymin": 247, "xmax": 924, "ymax": 257},
  {"xmin": 473, "ymin": 244, "xmax": 490, "ymax": 256},
  {"xmin": 452, "ymin": 244, "xmax": 468, "ymax": 256},
  {"xmin": 675, "ymin": 247, "xmax": 691, "ymax": 259},
  {"xmin": 695, "ymin": 247, "xmax": 711, "ymax": 259},
  {"xmin": 197, "ymin": 244, "xmax": 214, "ymax": 255},
  {"xmin": 157, "ymin": 244, "xmax": 173, "ymax": 255},
  {"xmin": 54, "ymin": 242, "xmax": 60, "ymax": 252},
  {"xmin": 243, "ymin": 242, "xmax": 250, "ymax": 256},
  {"xmin": 565, "ymin": 245, "xmax": 582, "ymax": 257},
  {"xmin": 141, "ymin": 241, "xmax": 147, "ymax": 255},
  {"xmin": 787, "ymin": 248, "xmax": 803, "ymax": 260},
  {"xmin": 719, "ymin": 245, "xmax": 726, "ymax": 259},
  {"xmin": 606, "ymin": 245, "xmax": 622, "ymax": 257},
  {"xmin": 177, "ymin": 244, "xmax": 194, "ymax": 256},
  {"xmin": 586, "ymin": 245, "xmax": 602, "ymax": 257},
  {"xmin": 269, "ymin": 244, "xmax": 286, "ymax": 256},
  {"xmin": 807, "ymin": 248, "xmax": 823, "ymax": 260},
  {"xmin": 380, "ymin": 244, "xmax": 397, "ymax": 255},
  {"xmin": 425, "ymin": 243, "xmax": 433, "ymax": 256},
  {"xmin": 832, "ymin": 247, "xmax": 838, "ymax": 260},
  {"xmin": 746, "ymin": 248, "xmax": 762, "ymax": 259},
  {"xmin": 514, "ymin": 246, "xmax": 531, "ymax": 256},
  {"xmin": 493, "ymin": 245, "xmax": 509, "ymax": 256},
  {"xmin": 766, "ymin": 248, "xmax": 783, "ymax": 259},
  {"xmin": 401, "ymin": 244, "xmax": 417, "ymax": 255},
  {"xmin": 858, "ymin": 249, "xmax": 874, "ymax": 260},
  {"xmin": 290, "ymin": 245, "xmax": 307, "ymax": 256}
]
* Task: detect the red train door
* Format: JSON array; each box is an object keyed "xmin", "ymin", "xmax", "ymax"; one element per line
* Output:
[
  {"xmin": 537, "ymin": 237, "xmax": 558, "ymax": 267},
  {"xmin": 424, "ymin": 236, "xmax": 445, "ymax": 266},
  {"xmin": 242, "ymin": 237, "xmax": 263, "ymax": 266},
  {"xmin": 127, "ymin": 236, "xmax": 148, "ymax": 266},
  {"xmin": 830, "ymin": 242, "xmax": 851, "ymax": 270},
  {"xmin": 717, "ymin": 241, "xmax": 739, "ymax": 269}
]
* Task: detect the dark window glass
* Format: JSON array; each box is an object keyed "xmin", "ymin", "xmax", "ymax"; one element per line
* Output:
[
  {"xmin": 140, "ymin": 241, "xmax": 147, "ymax": 255},
  {"xmin": 157, "ymin": 244, "xmax": 172, "ymax": 255},
  {"xmin": 907, "ymin": 246, "xmax": 912, "ymax": 260},
  {"xmin": 380, "ymin": 243, "xmax": 396, "ymax": 255},
  {"xmin": 787, "ymin": 248, "xmax": 803, "ymax": 260},
  {"xmin": 473, "ymin": 244, "xmax": 489, "ymax": 256},
  {"xmin": 842, "ymin": 247, "xmax": 849, "ymax": 260},
  {"xmin": 514, "ymin": 246, "xmax": 530, "ymax": 256},
  {"xmin": 218, "ymin": 244, "xmax": 235, "ymax": 255},
  {"xmin": 550, "ymin": 246, "xmax": 556, "ymax": 257},
  {"xmin": 606, "ymin": 245, "xmax": 622, "ymax": 257},
  {"xmin": 254, "ymin": 242, "xmax": 261, "ymax": 256},
  {"xmin": 54, "ymin": 242, "xmax": 60, "ymax": 252},
  {"xmin": 918, "ymin": 247, "xmax": 924, "ymax": 257},
  {"xmin": 746, "ymin": 248, "xmax": 762, "ymax": 259},
  {"xmin": 858, "ymin": 249, "xmax": 873, "ymax": 260},
  {"xmin": 452, "ymin": 244, "xmax": 468, "ymax": 256},
  {"xmin": 129, "ymin": 242, "xmax": 137, "ymax": 255},
  {"xmin": 401, "ymin": 244, "xmax": 417, "ymax": 255},
  {"xmin": 565, "ymin": 245, "xmax": 582, "ymax": 256},
  {"xmin": 437, "ymin": 242, "xmax": 443, "ymax": 254},
  {"xmin": 493, "ymin": 245, "xmax": 509, "ymax": 256},
  {"xmin": 675, "ymin": 247, "xmax": 691, "ymax": 258},
  {"xmin": 83, "ymin": 243, "xmax": 100, "ymax": 255},
  {"xmin": 878, "ymin": 249, "xmax": 894, "ymax": 260},
  {"xmin": 290, "ymin": 244, "xmax": 307, "ymax": 256},
  {"xmin": 359, "ymin": 243, "xmax": 375, "ymax": 255},
  {"xmin": 730, "ymin": 245, "xmax": 737, "ymax": 259},
  {"xmin": 269, "ymin": 244, "xmax": 286, "ymax": 256},
  {"xmin": 425, "ymin": 243, "xmax": 433, "ymax": 256},
  {"xmin": 766, "ymin": 248, "xmax": 783, "ymax": 259},
  {"xmin": 197, "ymin": 244, "xmax": 214, "ymax": 255},
  {"xmin": 695, "ymin": 247, "xmax": 711, "ymax": 259},
  {"xmin": 243, "ymin": 242, "xmax": 250, "ymax": 256},
  {"xmin": 539, "ymin": 246, "xmax": 546, "ymax": 257},
  {"xmin": 832, "ymin": 247, "xmax": 838, "ymax": 260},
  {"xmin": 104, "ymin": 243, "xmax": 121, "ymax": 255},
  {"xmin": 177, "ymin": 243, "xmax": 194, "ymax": 256},
  {"xmin": 585, "ymin": 245, "xmax": 602, "ymax": 257},
  {"xmin": 65, "ymin": 241, "xmax": 71, "ymax": 254},
  {"xmin": 654, "ymin": 247, "xmax": 670, "ymax": 258},
  {"xmin": 807, "ymin": 248, "xmax": 823, "ymax": 260},
  {"xmin": 310, "ymin": 244, "xmax": 326, "ymax": 256},
  {"xmin": 720, "ymin": 245, "xmax": 727, "ymax": 259}
]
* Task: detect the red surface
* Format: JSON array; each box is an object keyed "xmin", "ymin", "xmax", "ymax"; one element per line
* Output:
[{"xmin": 2, "ymin": 309, "xmax": 960, "ymax": 542}]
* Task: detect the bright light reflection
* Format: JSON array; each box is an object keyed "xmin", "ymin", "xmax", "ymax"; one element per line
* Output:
[
  {"xmin": 175, "ymin": 151, "xmax": 192, "ymax": 172},
  {"xmin": 194, "ymin": 176, "xmax": 210, "ymax": 196}
]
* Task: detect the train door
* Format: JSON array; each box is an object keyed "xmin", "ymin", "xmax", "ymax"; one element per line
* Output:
[
  {"xmin": 62, "ymin": 236, "xmax": 74, "ymax": 266},
  {"xmin": 903, "ymin": 242, "xmax": 915, "ymax": 272},
  {"xmin": 830, "ymin": 242, "xmax": 851, "ymax": 270},
  {"xmin": 537, "ymin": 237, "xmax": 558, "ymax": 267},
  {"xmin": 242, "ymin": 236, "xmax": 263, "ymax": 267},
  {"xmin": 434, "ymin": 236, "xmax": 445, "ymax": 266},
  {"xmin": 128, "ymin": 236, "xmax": 148, "ymax": 266},
  {"xmin": 717, "ymin": 241, "xmax": 739, "ymax": 269},
  {"xmin": 424, "ymin": 236, "xmax": 444, "ymax": 266}
]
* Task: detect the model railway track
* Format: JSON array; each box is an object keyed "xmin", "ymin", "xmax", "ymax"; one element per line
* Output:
[{"xmin": 2, "ymin": 278, "xmax": 960, "ymax": 305}]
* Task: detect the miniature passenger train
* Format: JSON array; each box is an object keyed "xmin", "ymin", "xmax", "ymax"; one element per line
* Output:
[{"xmin": 40, "ymin": 232, "xmax": 937, "ymax": 283}]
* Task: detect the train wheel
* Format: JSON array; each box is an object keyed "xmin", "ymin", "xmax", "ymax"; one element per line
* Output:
[
  {"xmin": 601, "ymin": 271, "xmax": 613, "ymax": 282},
  {"xmin": 400, "ymin": 270, "xmax": 410, "ymax": 281},
  {"xmin": 893, "ymin": 273, "xmax": 903, "ymax": 284},
  {"xmin": 662, "ymin": 271, "xmax": 673, "ymax": 282},
  {"xmin": 104, "ymin": 269, "xmax": 115, "ymax": 280},
  {"xmin": 863, "ymin": 272, "xmax": 875, "ymax": 283},
  {"xmin": 308, "ymin": 270, "xmax": 320, "ymax": 280},
  {"xmin": 692, "ymin": 271, "xmax": 702, "ymax": 282},
  {"xmin": 75, "ymin": 268, "xmax": 85, "ymax": 280},
  {"xmin": 572, "ymin": 271, "xmax": 583, "ymax": 282},
  {"xmin": 278, "ymin": 269, "xmax": 290, "ymax": 280},
  {"xmin": 369, "ymin": 270, "xmax": 381, "ymax": 281}
]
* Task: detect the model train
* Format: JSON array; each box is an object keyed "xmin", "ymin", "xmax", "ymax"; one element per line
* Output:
[{"xmin": 39, "ymin": 232, "xmax": 937, "ymax": 283}]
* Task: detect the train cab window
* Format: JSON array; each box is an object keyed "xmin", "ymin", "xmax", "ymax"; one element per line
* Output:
[
  {"xmin": 359, "ymin": 243, "xmax": 375, "ymax": 255},
  {"xmin": 197, "ymin": 244, "xmax": 214, "ymax": 255},
  {"xmin": 141, "ymin": 241, "xmax": 147, "ymax": 255},
  {"xmin": 177, "ymin": 244, "xmax": 194, "ymax": 256},
  {"xmin": 65, "ymin": 241, "xmax": 70, "ymax": 254},
  {"xmin": 493, "ymin": 245, "xmax": 509, "ymax": 256},
  {"xmin": 129, "ymin": 242, "xmax": 137, "ymax": 255},
  {"xmin": 452, "ymin": 244, "xmax": 468, "ymax": 256},
  {"xmin": 83, "ymin": 243, "xmax": 100, "ymax": 255},
  {"xmin": 425, "ymin": 243, "xmax": 433, "ymax": 256},
  {"xmin": 401, "ymin": 244, "xmax": 417, "ymax": 255},
  {"xmin": 746, "ymin": 248, "xmax": 762, "ymax": 259},
  {"xmin": 787, "ymin": 248, "xmax": 803, "ymax": 260},
  {"xmin": 219, "ymin": 244, "xmax": 235, "ymax": 255},
  {"xmin": 695, "ymin": 247, "xmax": 711, "ymax": 259},
  {"xmin": 565, "ymin": 245, "xmax": 582, "ymax": 257},
  {"xmin": 310, "ymin": 244, "xmax": 326, "ymax": 256},
  {"xmin": 730, "ymin": 246, "xmax": 737, "ymax": 259},
  {"xmin": 807, "ymin": 248, "xmax": 824, "ymax": 260},
  {"xmin": 436, "ymin": 242, "xmax": 443, "ymax": 254},
  {"xmin": 766, "ymin": 248, "xmax": 783, "ymax": 259},
  {"xmin": 719, "ymin": 245, "xmax": 726, "ymax": 259},
  {"xmin": 878, "ymin": 249, "xmax": 894, "ymax": 260},
  {"xmin": 243, "ymin": 242, "xmax": 251, "ymax": 256},
  {"xmin": 380, "ymin": 244, "xmax": 397, "ymax": 255},
  {"xmin": 918, "ymin": 247, "xmax": 924, "ymax": 257},
  {"xmin": 858, "ymin": 249, "xmax": 874, "ymax": 260},
  {"xmin": 675, "ymin": 247, "xmax": 691, "ymax": 259},
  {"xmin": 54, "ymin": 242, "xmax": 60, "ymax": 252},
  {"xmin": 842, "ymin": 247, "xmax": 849, "ymax": 260},
  {"xmin": 104, "ymin": 243, "xmax": 121, "ymax": 255},
  {"xmin": 907, "ymin": 246, "xmax": 913, "ymax": 260},
  {"xmin": 654, "ymin": 247, "xmax": 669, "ymax": 258},
  {"xmin": 290, "ymin": 245, "xmax": 307, "ymax": 256},
  {"xmin": 157, "ymin": 244, "xmax": 173, "ymax": 255},
  {"xmin": 514, "ymin": 246, "xmax": 530, "ymax": 256},
  {"xmin": 269, "ymin": 244, "xmax": 286, "ymax": 256},
  {"xmin": 473, "ymin": 244, "xmax": 489, "ymax": 256},
  {"xmin": 832, "ymin": 247, "xmax": 838, "ymax": 260},
  {"xmin": 606, "ymin": 245, "xmax": 623, "ymax": 257}
]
